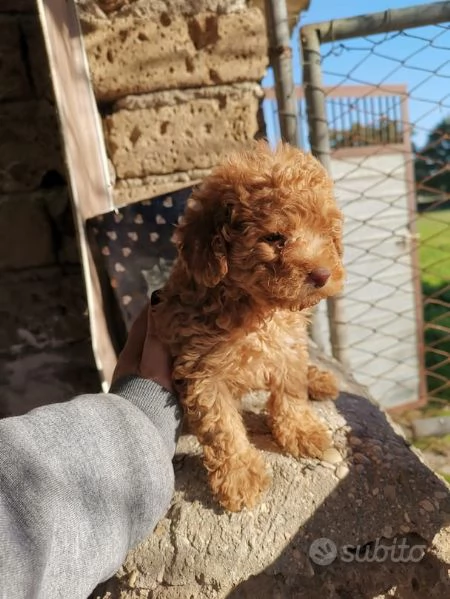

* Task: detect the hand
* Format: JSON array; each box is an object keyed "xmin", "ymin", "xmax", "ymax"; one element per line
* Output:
[{"xmin": 112, "ymin": 304, "xmax": 174, "ymax": 393}]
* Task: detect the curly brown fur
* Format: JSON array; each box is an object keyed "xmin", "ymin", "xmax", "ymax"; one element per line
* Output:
[{"xmin": 154, "ymin": 141, "xmax": 345, "ymax": 511}]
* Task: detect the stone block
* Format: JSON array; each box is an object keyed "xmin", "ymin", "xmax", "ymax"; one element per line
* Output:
[
  {"xmin": 0, "ymin": 188, "xmax": 78, "ymax": 270},
  {"xmin": 81, "ymin": 8, "xmax": 267, "ymax": 101},
  {"xmin": 0, "ymin": 100, "xmax": 65, "ymax": 193},
  {"xmin": 91, "ymin": 358, "xmax": 450, "ymax": 598},
  {"xmin": 77, "ymin": 0, "xmax": 246, "ymax": 20},
  {"xmin": 0, "ymin": 0, "xmax": 36, "ymax": 13},
  {"xmin": 42, "ymin": 187, "xmax": 81, "ymax": 264},
  {"xmin": 0, "ymin": 193, "xmax": 54, "ymax": 270},
  {"xmin": 0, "ymin": 17, "xmax": 32, "ymax": 101},
  {"xmin": 20, "ymin": 16, "xmax": 54, "ymax": 99},
  {"xmin": 113, "ymin": 169, "xmax": 209, "ymax": 204},
  {"xmin": 104, "ymin": 83, "xmax": 263, "ymax": 179},
  {"xmin": 0, "ymin": 16, "xmax": 52, "ymax": 101},
  {"xmin": 0, "ymin": 266, "xmax": 90, "ymax": 355}
]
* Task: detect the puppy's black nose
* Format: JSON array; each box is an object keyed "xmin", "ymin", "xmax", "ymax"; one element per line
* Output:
[{"xmin": 307, "ymin": 268, "xmax": 331, "ymax": 288}]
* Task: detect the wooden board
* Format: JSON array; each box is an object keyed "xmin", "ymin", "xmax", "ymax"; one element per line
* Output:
[{"xmin": 37, "ymin": 0, "xmax": 117, "ymax": 387}]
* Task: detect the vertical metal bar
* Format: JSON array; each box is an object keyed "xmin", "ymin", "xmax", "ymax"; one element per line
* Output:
[
  {"xmin": 301, "ymin": 26, "xmax": 350, "ymax": 367},
  {"xmin": 379, "ymin": 96, "xmax": 386, "ymax": 143},
  {"xmin": 265, "ymin": 0, "xmax": 299, "ymax": 146},
  {"xmin": 355, "ymin": 97, "xmax": 361, "ymax": 145}
]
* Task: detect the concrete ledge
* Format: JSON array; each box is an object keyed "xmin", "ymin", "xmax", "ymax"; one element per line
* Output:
[{"xmin": 113, "ymin": 169, "xmax": 210, "ymax": 205}]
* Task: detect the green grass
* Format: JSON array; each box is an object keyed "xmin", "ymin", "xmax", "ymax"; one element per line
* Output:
[
  {"xmin": 417, "ymin": 210, "xmax": 450, "ymax": 287},
  {"xmin": 417, "ymin": 210, "xmax": 450, "ymax": 402},
  {"xmin": 413, "ymin": 433, "xmax": 450, "ymax": 453}
]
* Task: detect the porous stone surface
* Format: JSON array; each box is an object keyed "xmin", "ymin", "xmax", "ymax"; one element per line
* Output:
[
  {"xmin": 0, "ymin": 100, "xmax": 64, "ymax": 193},
  {"xmin": 113, "ymin": 170, "xmax": 209, "ymax": 204},
  {"xmin": 0, "ymin": 0, "xmax": 37, "ymax": 13},
  {"xmin": 0, "ymin": 17, "xmax": 33, "ymax": 101},
  {"xmin": 0, "ymin": 194, "xmax": 54, "ymax": 269},
  {"xmin": 0, "ymin": 16, "xmax": 53, "ymax": 102},
  {"xmin": 91, "ymin": 361, "xmax": 450, "ymax": 599},
  {"xmin": 104, "ymin": 83, "xmax": 262, "ymax": 179},
  {"xmin": 76, "ymin": 0, "xmax": 247, "ymax": 20},
  {"xmin": 0, "ymin": 266, "xmax": 100, "ymax": 418},
  {"xmin": 0, "ymin": 188, "xmax": 78, "ymax": 270},
  {"xmin": 80, "ymin": 8, "xmax": 267, "ymax": 101}
]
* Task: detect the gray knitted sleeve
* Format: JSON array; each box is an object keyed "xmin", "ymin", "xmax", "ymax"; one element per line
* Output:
[{"xmin": 0, "ymin": 377, "xmax": 182, "ymax": 599}]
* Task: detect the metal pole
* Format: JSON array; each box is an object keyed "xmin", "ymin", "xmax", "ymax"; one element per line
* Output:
[
  {"xmin": 301, "ymin": 26, "xmax": 350, "ymax": 367},
  {"xmin": 264, "ymin": 0, "xmax": 299, "ymax": 146},
  {"xmin": 302, "ymin": 0, "xmax": 450, "ymax": 42}
]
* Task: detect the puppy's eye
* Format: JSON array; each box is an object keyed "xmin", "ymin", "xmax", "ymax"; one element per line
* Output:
[{"xmin": 262, "ymin": 233, "xmax": 286, "ymax": 246}]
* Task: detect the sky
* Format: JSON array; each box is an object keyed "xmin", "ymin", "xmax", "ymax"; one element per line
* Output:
[{"xmin": 262, "ymin": 0, "xmax": 450, "ymax": 149}]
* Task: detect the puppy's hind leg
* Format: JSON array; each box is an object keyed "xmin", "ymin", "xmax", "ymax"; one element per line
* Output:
[
  {"xmin": 307, "ymin": 365, "xmax": 339, "ymax": 401},
  {"xmin": 183, "ymin": 377, "xmax": 270, "ymax": 512}
]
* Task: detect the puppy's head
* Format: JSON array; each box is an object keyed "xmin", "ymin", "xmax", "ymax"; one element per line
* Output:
[{"xmin": 176, "ymin": 141, "xmax": 345, "ymax": 311}]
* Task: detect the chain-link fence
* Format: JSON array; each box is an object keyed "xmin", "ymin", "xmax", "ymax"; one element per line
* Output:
[{"xmin": 265, "ymin": 2, "xmax": 450, "ymax": 410}]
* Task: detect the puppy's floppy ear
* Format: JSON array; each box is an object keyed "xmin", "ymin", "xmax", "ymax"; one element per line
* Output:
[{"xmin": 176, "ymin": 195, "xmax": 229, "ymax": 287}]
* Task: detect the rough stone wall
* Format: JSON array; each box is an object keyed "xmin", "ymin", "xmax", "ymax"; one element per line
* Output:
[
  {"xmin": 0, "ymin": 1, "xmax": 99, "ymax": 417},
  {"xmin": 77, "ymin": 0, "xmax": 268, "ymax": 204}
]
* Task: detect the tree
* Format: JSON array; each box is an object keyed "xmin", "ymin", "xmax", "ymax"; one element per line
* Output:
[{"xmin": 414, "ymin": 117, "xmax": 450, "ymax": 195}]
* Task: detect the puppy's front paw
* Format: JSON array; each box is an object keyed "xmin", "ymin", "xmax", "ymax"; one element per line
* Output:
[
  {"xmin": 208, "ymin": 449, "xmax": 271, "ymax": 512},
  {"xmin": 272, "ymin": 412, "xmax": 332, "ymax": 459},
  {"xmin": 307, "ymin": 366, "xmax": 339, "ymax": 401}
]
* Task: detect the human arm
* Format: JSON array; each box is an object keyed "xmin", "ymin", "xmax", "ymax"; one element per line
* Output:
[{"xmin": 0, "ymin": 306, "xmax": 182, "ymax": 599}]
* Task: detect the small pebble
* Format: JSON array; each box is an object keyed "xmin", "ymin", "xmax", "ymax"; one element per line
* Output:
[
  {"xmin": 128, "ymin": 570, "xmax": 138, "ymax": 588},
  {"xmin": 382, "ymin": 525, "xmax": 393, "ymax": 537},
  {"xmin": 434, "ymin": 491, "xmax": 448, "ymax": 499},
  {"xmin": 400, "ymin": 525, "xmax": 410, "ymax": 533},
  {"xmin": 321, "ymin": 461, "xmax": 336, "ymax": 470},
  {"xmin": 404, "ymin": 512, "xmax": 410, "ymax": 522},
  {"xmin": 323, "ymin": 448, "xmax": 343, "ymax": 464},
  {"xmin": 372, "ymin": 487, "xmax": 379, "ymax": 496},
  {"xmin": 336, "ymin": 463, "xmax": 350, "ymax": 479},
  {"xmin": 384, "ymin": 485, "xmax": 396, "ymax": 501},
  {"xmin": 353, "ymin": 452, "xmax": 371, "ymax": 465},
  {"xmin": 349, "ymin": 436, "xmax": 362, "ymax": 446},
  {"xmin": 419, "ymin": 499, "xmax": 435, "ymax": 512}
]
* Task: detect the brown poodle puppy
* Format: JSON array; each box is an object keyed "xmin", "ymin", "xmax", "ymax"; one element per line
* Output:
[{"xmin": 154, "ymin": 141, "xmax": 345, "ymax": 511}]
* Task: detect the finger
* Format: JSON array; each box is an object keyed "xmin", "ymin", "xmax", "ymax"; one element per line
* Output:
[{"xmin": 113, "ymin": 305, "xmax": 149, "ymax": 381}]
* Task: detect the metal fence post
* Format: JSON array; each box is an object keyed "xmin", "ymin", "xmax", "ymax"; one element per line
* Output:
[
  {"xmin": 301, "ymin": 26, "xmax": 350, "ymax": 367},
  {"xmin": 264, "ymin": 0, "xmax": 299, "ymax": 146}
]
